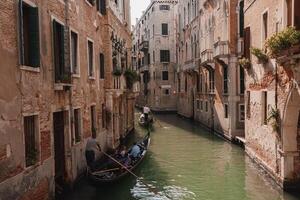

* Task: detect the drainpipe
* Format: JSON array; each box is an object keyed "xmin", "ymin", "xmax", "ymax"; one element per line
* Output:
[{"xmin": 64, "ymin": 0, "xmax": 74, "ymax": 186}]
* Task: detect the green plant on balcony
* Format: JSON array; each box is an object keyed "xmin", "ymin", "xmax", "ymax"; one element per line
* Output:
[
  {"xmin": 61, "ymin": 74, "xmax": 70, "ymax": 83},
  {"xmin": 267, "ymin": 107, "xmax": 280, "ymax": 133},
  {"xmin": 265, "ymin": 27, "xmax": 300, "ymax": 59},
  {"xmin": 112, "ymin": 67, "xmax": 122, "ymax": 76},
  {"xmin": 238, "ymin": 57, "xmax": 251, "ymax": 69},
  {"xmin": 250, "ymin": 47, "xmax": 269, "ymax": 64},
  {"xmin": 124, "ymin": 68, "xmax": 139, "ymax": 89}
]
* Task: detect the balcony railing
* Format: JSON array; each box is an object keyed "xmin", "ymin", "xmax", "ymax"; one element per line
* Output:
[
  {"xmin": 201, "ymin": 49, "xmax": 214, "ymax": 64},
  {"xmin": 183, "ymin": 60, "xmax": 196, "ymax": 71},
  {"xmin": 213, "ymin": 41, "xmax": 229, "ymax": 58},
  {"xmin": 139, "ymin": 40, "xmax": 149, "ymax": 52}
]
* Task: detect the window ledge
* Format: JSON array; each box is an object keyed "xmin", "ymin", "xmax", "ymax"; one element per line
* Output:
[
  {"xmin": 20, "ymin": 65, "xmax": 40, "ymax": 73},
  {"xmin": 72, "ymin": 74, "xmax": 80, "ymax": 78},
  {"xmin": 89, "ymin": 76, "xmax": 96, "ymax": 80},
  {"xmin": 54, "ymin": 83, "xmax": 72, "ymax": 91}
]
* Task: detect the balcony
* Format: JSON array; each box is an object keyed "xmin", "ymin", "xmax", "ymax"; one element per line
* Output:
[
  {"xmin": 213, "ymin": 41, "xmax": 229, "ymax": 58},
  {"xmin": 183, "ymin": 60, "xmax": 196, "ymax": 71},
  {"xmin": 139, "ymin": 40, "xmax": 149, "ymax": 52},
  {"xmin": 139, "ymin": 65, "xmax": 149, "ymax": 72},
  {"xmin": 201, "ymin": 49, "xmax": 214, "ymax": 65}
]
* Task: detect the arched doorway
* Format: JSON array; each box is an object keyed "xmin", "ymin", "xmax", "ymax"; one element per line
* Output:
[{"xmin": 281, "ymin": 88, "xmax": 300, "ymax": 185}]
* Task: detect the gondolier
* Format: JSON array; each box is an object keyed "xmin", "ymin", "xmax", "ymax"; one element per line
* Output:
[
  {"xmin": 85, "ymin": 132, "xmax": 101, "ymax": 170},
  {"xmin": 143, "ymin": 105, "xmax": 151, "ymax": 121}
]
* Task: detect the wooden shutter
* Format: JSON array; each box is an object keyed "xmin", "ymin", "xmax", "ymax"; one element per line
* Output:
[
  {"xmin": 100, "ymin": 53, "xmax": 105, "ymax": 79},
  {"xmin": 19, "ymin": 0, "xmax": 25, "ymax": 65},
  {"xmin": 100, "ymin": 0, "xmax": 106, "ymax": 15},
  {"xmin": 295, "ymin": 0, "xmax": 300, "ymax": 30},
  {"xmin": 244, "ymin": 27, "xmax": 251, "ymax": 59},
  {"xmin": 53, "ymin": 21, "xmax": 65, "ymax": 82},
  {"xmin": 28, "ymin": 6, "xmax": 40, "ymax": 67}
]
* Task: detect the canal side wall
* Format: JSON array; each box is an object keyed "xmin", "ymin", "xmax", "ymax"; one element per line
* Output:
[
  {"xmin": 0, "ymin": 0, "xmax": 134, "ymax": 199},
  {"xmin": 244, "ymin": 0, "xmax": 300, "ymax": 191}
]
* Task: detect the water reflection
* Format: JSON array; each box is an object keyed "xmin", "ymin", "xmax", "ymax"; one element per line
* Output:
[{"xmin": 63, "ymin": 113, "xmax": 299, "ymax": 200}]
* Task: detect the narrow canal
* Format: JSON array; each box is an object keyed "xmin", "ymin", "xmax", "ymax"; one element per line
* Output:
[{"xmin": 64, "ymin": 113, "xmax": 299, "ymax": 200}]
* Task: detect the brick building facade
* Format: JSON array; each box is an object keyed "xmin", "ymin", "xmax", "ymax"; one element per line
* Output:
[{"xmin": 0, "ymin": 0, "xmax": 134, "ymax": 199}]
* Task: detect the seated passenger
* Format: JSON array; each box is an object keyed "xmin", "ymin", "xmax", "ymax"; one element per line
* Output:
[{"xmin": 129, "ymin": 142, "xmax": 141, "ymax": 159}]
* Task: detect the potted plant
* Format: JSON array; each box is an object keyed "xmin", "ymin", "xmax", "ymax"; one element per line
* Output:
[
  {"xmin": 124, "ymin": 68, "xmax": 139, "ymax": 89},
  {"xmin": 265, "ymin": 27, "xmax": 300, "ymax": 59},
  {"xmin": 250, "ymin": 47, "xmax": 269, "ymax": 64},
  {"xmin": 112, "ymin": 67, "xmax": 122, "ymax": 76},
  {"xmin": 26, "ymin": 148, "xmax": 38, "ymax": 166},
  {"xmin": 61, "ymin": 74, "xmax": 71, "ymax": 83},
  {"xmin": 238, "ymin": 57, "xmax": 251, "ymax": 70}
]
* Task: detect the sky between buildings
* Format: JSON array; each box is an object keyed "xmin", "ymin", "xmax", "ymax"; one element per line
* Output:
[{"xmin": 130, "ymin": 0, "xmax": 151, "ymax": 26}]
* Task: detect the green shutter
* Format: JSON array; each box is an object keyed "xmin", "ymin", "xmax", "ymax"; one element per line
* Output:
[
  {"xmin": 28, "ymin": 6, "xmax": 40, "ymax": 67},
  {"xmin": 60, "ymin": 24, "xmax": 65, "ymax": 79},
  {"xmin": 19, "ymin": 0, "xmax": 24, "ymax": 65}
]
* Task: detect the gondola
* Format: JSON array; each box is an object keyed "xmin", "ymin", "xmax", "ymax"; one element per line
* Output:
[{"xmin": 88, "ymin": 132, "xmax": 151, "ymax": 184}]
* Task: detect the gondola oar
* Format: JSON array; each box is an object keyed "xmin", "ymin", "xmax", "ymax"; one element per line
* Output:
[{"xmin": 99, "ymin": 143, "xmax": 158, "ymax": 194}]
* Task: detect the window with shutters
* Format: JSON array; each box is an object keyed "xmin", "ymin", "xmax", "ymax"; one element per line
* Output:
[
  {"xmin": 240, "ymin": 66, "xmax": 245, "ymax": 94},
  {"xmin": 24, "ymin": 115, "xmax": 39, "ymax": 167},
  {"xmin": 70, "ymin": 31, "xmax": 79, "ymax": 75},
  {"xmin": 223, "ymin": 66, "xmax": 228, "ymax": 94},
  {"xmin": 224, "ymin": 104, "xmax": 229, "ymax": 118},
  {"xmin": 100, "ymin": 53, "xmax": 105, "ymax": 79},
  {"xmin": 162, "ymin": 23, "xmax": 168, "ymax": 35},
  {"xmin": 262, "ymin": 11, "xmax": 268, "ymax": 42},
  {"xmin": 91, "ymin": 105, "xmax": 96, "ymax": 134},
  {"xmin": 287, "ymin": 0, "xmax": 300, "ymax": 30},
  {"xmin": 160, "ymin": 50, "xmax": 170, "ymax": 63},
  {"xmin": 244, "ymin": 27, "xmax": 251, "ymax": 59},
  {"xmin": 53, "ymin": 20, "xmax": 70, "ymax": 83},
  {"xmin": 239, "ymin": 104, "xmax": 245, "ymax": 122},
  {"xmin": 87, "ymin": 39, "xmax": 94, "ymax": 77},
  {"xmin": 19, "ymin": 1, "xmax": 40, "ymax": 68},
  {"xmin": 294, "ymin": 0, "xmax": 300, "ymax": 30},
  {"xmin": 239, "ymin": 1, "xmax": 244, "ymax": 37},
  {"xmin": 97, "ymin": 0, "xmax": 106, "ymax": 15},
  {"xmin": 162, "ymin": 71, "xmax": 169, "ymax": 81},
  {"xmin": 74, "ymin": 109, "xmax": 81, "ymax": 143},
  {"xmin": 159, "ymin": 5, "xmax": 170, "ymax": 10}
]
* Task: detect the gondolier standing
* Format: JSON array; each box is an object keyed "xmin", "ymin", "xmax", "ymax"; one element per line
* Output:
[
  {"xmin": 85, "ymin": 132, "xmax": 101, "ymax": 170},
  {"xmin": 143, "ymin": 105, "xmax": 150, "ymax": 122}
]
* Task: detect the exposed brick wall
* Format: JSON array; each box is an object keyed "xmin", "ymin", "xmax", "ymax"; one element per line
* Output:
[
  {"xmin": 19, "ymin": 179, "xmax": 49, "ymax": 200},
  {"xmin": 41, "ymin": 131, "xmax": 51, "ymax": 162}
]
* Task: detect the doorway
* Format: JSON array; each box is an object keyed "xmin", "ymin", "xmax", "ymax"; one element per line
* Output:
[{"xmin": 53, "ymin": 111, "xmax": 66, "ymax": 192}]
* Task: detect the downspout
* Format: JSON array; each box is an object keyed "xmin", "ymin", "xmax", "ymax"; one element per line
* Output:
[{"xmin": 64, "ymin": 0, "xmax": 74, "ymax": 185}]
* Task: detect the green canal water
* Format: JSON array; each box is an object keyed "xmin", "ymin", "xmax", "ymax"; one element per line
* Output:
[{"xmin": 64, "ymin": 113, "xmax": 299, "ymax": 200}]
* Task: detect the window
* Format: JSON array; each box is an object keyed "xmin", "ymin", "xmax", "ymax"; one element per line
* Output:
[
  {"xmin": 24, "ymin": 115, "xmax": 39, "ymax": 167},
  {"xmin": 100, "ymin": 53, "xmax": 105, "ymax": 79},
  {"xmin": 223, "ymin": 66, "xmax": 228, "ymax": 94},
  {"xmin": 19, "ymin": 1, "xmax": 40, "ymax": 68},
  {"xmin": 86, "ymin": 0, "xmax": 95, "ymax": 6},
  {"xmin": 162, "ymin": 23, "xmax": 168, "ymax": 35},
  {"xmin": 262, "ymin": 11, "xmax": 268, "ymax": 42},
  {"xmin": 53, "ymin": 20, "xmax": 69, "ymax": 83},
  {"xmin": 97, "ymin": 0, "xmax": 106, "ymax": 15},
  {"xmin": 162, "ymin": 71, "xmax": 169, "ymax": 80},
  {"xmin": 246, "ymin": 91, "xmax": 251, "ymax": 119},
  {"xmin": 91, "ymin": 106, "xmax": 96, "ymax": 133},
  {"xmin": 239, "ymin": 104, "xmax": 245, "ymax": 122},
  {"xmin": 159, "ymin": 5, "xmax": 170, "ymax": 10},
  {"xmin": 240, "ymin": 66, "xmax": 245, "ymax": 94},
  {"xmin": 88, "ymin": 40, "xmax": 94, "ymax": 77},
  {"xmin": 196, "ymin": 74, "xmax": 200, "ymax": 92},
  {"xmin": 160, "ymin": 50, "xmax": 170, "ymax": 63},
  {"xmin": 163, "ymin": 89, "xmax": 170, "ymax": 95},
  {"xmin": 153, "ymin": 72, "xmax": 156, "ymax": 80},
  {"xmin": 200, "ymin": 101, "xmax": 203, "ymax": 111},
  {"xmin": 209, "ymin": 71, "xmax": 215, "ymax": 93},
  {"xmin": 286, "ymin": 0, "xmax": 300, "ymax": 30},
  {"xmin": 239, "ymin": 1, "xmax": 244, "ymax": 37},
  {"xmin": 199, "ymin": 74, "xmax": 203, "ymax": 93},
  {"xmin": 262, "ymin": 91, "xmax": 268, "ymax": 125},
  {"xmin": 153, "ymin": 24, "xmax": 155, "ymax": 37},
  {"xmin": 244, "ymin": 27, "xmax": 251, "ymax": 59},
  {"xmin": 74, "ymin": 109, "xmax": 81, "ymax": 143},
  {"xmin": 102, "ymin": 104, "xmax": 106, "ymax": 129},
  {"xmin": 205, "ymin": 101, "xmax": 208, "ymax": 112},
  {"xmin": 224, "ymin": 104, "xmax": 229, "ymax": 118},
  {"xmin": 196, "ymin": 100, "xmax": 200, "ymax": 110},
  {"xmin": 185, "ymin": 76, "xmax": 187, "ymax": 92},
  {"xmin": 71, "ymin": 31, "xmax": 78, "ymax": 74}
]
